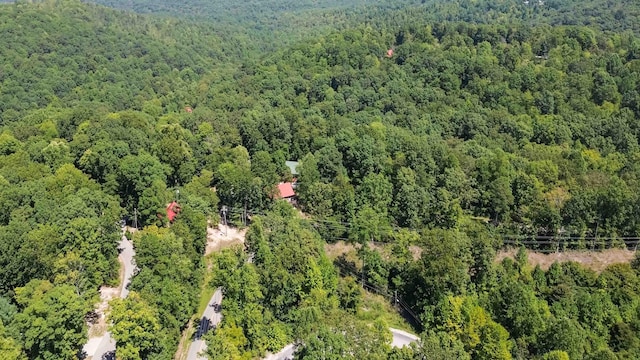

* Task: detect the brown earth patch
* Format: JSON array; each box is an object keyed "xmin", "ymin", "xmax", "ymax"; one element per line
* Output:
[
  {"xmin": 206, "ymin": 222, "xmax": 247, "ymax": 255},
  {"xmin": 86, "ymin": 286, "xmax": 119, "ymax": 338},
  {"xmin": 496, "ymin": 248, "xmax": 636, "ymax": 273},
  {"xmin": 408, "ymin": 245, "xmax": 422, "ymax": 261},
  {"xmin": 324, "ymin": 240, "xmax": 422, "ymax": 262},
  {"xmin": 327, "ymin": 241, "xmax": 632, "ymax": 274},
  {"xmin": 324, "ymin": 240, "xmax": 357, "ymax": 260}
]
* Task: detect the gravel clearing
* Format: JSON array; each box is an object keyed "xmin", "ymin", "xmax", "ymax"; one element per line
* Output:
[{"xmin": 205, "ymin": 223, "xmax": 247, "ymax": 255}]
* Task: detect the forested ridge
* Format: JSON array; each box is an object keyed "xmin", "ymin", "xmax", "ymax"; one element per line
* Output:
[
  {"xmin": 86, "ymin": 0, "xmax": 640, "ymax": 52},
  {"xmin": 0, "ymin": 0, "xmax": 251, "ymax": 121},
  {"xmin": 1, "ymin": 0, "xmax": 640, "ymax": 359},
  {"xmin": 199, "ymin": 22, "xmax": 640, "ymax": 241},
  {"xmin": 86, "ymin": 0, "xmax": 410, "ymax": 53}
]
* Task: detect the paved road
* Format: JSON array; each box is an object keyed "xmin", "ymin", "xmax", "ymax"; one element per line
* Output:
[
  {"xmin": 83, "ymin": 228, "xmax": 137, "ymax": 360},
  {"xmin": 265, "ymin": 328, "xmax": 419, "ymax": 360},
  {"xmin": 186, "ymin": 288, "xmax": 223, "ymax": 360},
  {"xmin": 118, "ymin": 233, "xmax": 136, "ymax": 299},
  {"xmin": 389, "ymin": 328, "xmax": 420, "ymax": 348},
  {"xmin": 86, "ymin": 333, "xmax": 116, "ymax": 360},
  {"xmin": 264, "ymin": 343, "xmax": 297, "ymax": 360}
]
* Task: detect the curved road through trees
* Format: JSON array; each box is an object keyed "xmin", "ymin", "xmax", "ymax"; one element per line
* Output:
[
  {"xmin": 264, "ymin": 327, "xmax": 420, "ymax": 360},
  {"xmin": 82, "ymin": 228, "xmax": 136, "ymax": 360}
]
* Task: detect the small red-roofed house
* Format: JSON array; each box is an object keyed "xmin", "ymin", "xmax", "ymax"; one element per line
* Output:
[
  {"xmin": 166, "ymin": 201, "xmax": 181, "ymax": 222},
  {"xmin": 277, "ymin": 182, "xmax": 296, "ymax": 203},
  {"xmin": 386, "ymin": 49, "xmax": 394, "ymax": 58}
]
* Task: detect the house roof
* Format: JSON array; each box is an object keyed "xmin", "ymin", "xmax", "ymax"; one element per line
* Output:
[
  {"xmin": 277, "ymin": 182, "xmax": 296, "ymax": 198},
  {"xmin": 166, "ymin": 201, "xmax": 180, "ymax": 222},
  {"xmin": 285, "ymin": 161, "xmax": 299, "ymax": 176}
]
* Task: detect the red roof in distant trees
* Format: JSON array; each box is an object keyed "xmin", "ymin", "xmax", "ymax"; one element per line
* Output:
[
  {"xmin": 166, "ymin": 201, "xmax": 180, "ymax": 222},
  {"xmin": 277, "ymin": 182, "xmax": 296, "ymax": 198}
]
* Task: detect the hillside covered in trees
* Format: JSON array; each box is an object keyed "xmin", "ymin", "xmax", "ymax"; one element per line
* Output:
[
  {"xmin": 0, "ymin": 0, "xmax": 251, "ymax": 121},
  {"xmin": 88, "ymin": 0, "xmax": 640, "ymax": 51},
  {"xmin": 0, "ymin": 0, "xmax": 640, "ymax": 359},
  {"xmin": 195, "ymin": 22, "xmax": 640, "ymax": 242}
]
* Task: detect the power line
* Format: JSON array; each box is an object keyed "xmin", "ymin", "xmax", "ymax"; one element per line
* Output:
[
  {"xmin": 332, "ymin": 256, "xmax": 423, "ymax": 328},
  {"xmin": 141, "ymin": 202, "xmax": 640, "ymax": 244},
  {"xmin": 502, "ymin": 235, "xmax": 640, "ymax": 240},
  {"xmin": 219, "ymin": 205, "xmax": 639, "ymax": 324},
  {"xmin": 501, "ymin": 239, "xmax": 640, "ymax": 245},
  {"xmin": 224, "ymin": 206, "xmax": 640, "ymax": 261}
]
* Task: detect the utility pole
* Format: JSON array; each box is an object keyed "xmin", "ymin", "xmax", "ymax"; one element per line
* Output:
[
  {"xmin": 243, "ymin": 197, "xmax": 248, "ymax": 227},
  {"xmin": 221, "ymin": 206, "xmax": 228, "ymax": 236},
  {"xmin": 133, "ymin": 208, "xmax": 138, "ymax": 230},
  {"xmin": 361, "ymin": 257, "xmax": 365, "ymax": 289}
]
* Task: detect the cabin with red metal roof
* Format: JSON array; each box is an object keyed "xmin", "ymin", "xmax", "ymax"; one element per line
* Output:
[
  {"xmin": 166, "ymin": 201, "xmax": 181, "ymax": 222},
  {"xmin": 276, "ymin": 182, "xmax": 296, "ymax": 203}
]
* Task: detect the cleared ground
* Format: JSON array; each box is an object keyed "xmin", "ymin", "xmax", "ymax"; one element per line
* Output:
[
  {"xmin": 86, "ymin": 287, "xmax": 119, "ymax": 338},
  {"xmin": 496, "ymin": 248, "xmax": 636, "ymax": 273},
  {"xmin": 324, "ymin": 240, "xmax": 422, "ymax": 262},
  {"xmin": 205, "ymin": 222, "xmax": 247, "ymax": 255},
  {"xmin": 327, "ymin": 239, "xmax": 637, "ymax": 274}
]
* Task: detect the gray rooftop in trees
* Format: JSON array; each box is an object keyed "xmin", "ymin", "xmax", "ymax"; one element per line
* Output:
[{"xmin": 285, "ymin": 160, "xmax": 299, "ymax": 176}]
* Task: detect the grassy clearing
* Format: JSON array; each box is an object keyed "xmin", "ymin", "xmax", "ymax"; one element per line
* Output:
[
  {"xmin": 325, "ymin": 241, "xmax": 419, "ymax": 335},
  {"xmin": 198, "ymin": 284, "xmax": 216, "ymax": 315},
  {"xmin": 356, "ymin": 292, "xmax": 417, "ymax": 334},
  {"xmin": 198, "ymin": 254, "xmax": 219, "ymax": 315}
]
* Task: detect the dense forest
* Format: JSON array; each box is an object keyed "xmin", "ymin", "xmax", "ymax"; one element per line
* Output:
[
  {"xmin": 87, "ymin": 0, "xmax": 640, "ymax": 51},
  {"xmin": 0, "ymin": 0, "xmax": 640, "ymax": 359},
  {"xmin": 0, "ymin": 0, "xmax": 253, "ymax": 120},
  {"xmin": 196, "ymin": 21, "xmax": 640, "ymax": 242}
]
